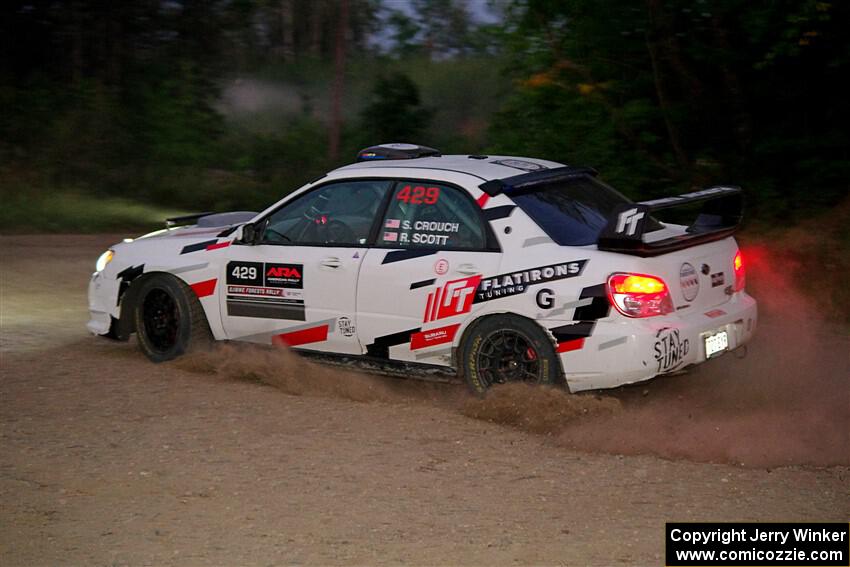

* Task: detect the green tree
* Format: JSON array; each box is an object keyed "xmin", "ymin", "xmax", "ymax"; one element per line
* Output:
[
  {"xmin": 358, "ymin": 72, "xmax": 432, "ymax": 143},
  {"xmin": 489, "ymin": 0, "xmax": 850, "ymax": 215}
]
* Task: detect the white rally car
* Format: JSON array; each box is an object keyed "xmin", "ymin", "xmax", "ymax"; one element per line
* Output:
[{"xmin": 88, "ymin": 143, "xmax": 757, "ymax": 394}]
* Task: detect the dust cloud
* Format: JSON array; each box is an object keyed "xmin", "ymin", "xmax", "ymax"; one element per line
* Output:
[
  {"xmin": 461, "ymin": 384, "xmax": 620, "ymax": 435},
  {"xmin": 554, "ymin": 242, "xmax": 849, "ymax": 468},
  {"xmin": 176, "ymin": 243, "xmax": 848, "ymax": 468},
  {"xmin": 177, "ymin": 343, "xmax": 399, "ymax": 404}
]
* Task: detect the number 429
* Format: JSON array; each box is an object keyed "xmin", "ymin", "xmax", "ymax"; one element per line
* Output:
[
  {"xmin": 232, "ymin": 266, "xmax": 257, "ymax": 280},
  {"xmin": 396, "ymin": 185, "xmax": 439, "ymax": 205}
]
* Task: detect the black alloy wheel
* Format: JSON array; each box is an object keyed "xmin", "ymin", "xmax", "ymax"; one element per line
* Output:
[
  {"xmin": 475, "ymin": 329, "xmax": 541, "ymax": 388},
  {"xmin": 133, "ymin": 274, "xmax": 212, "ymax": 362},
  {"xmin": 459, "ymin": 314, "xmax": 564, "ymax": 396},
  {"xmin": 142, "ymin": 288, "xmax": 180, "ymax": 352}
]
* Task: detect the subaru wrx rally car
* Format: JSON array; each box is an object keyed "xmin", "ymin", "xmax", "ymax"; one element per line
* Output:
[{"xmin": 88, "ymin": 143, "xmax": 757, "ymax": 394}]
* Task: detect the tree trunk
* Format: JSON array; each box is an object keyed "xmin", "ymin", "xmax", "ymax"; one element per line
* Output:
[
  {"xmin": 70, "ymin": 1, "xmax": 83, "ymax": 86},
  {"xmin": 328, "ymin": 0, "xmax": 349, "ymax": 162},
  {"xmin": 309, "ymin": 0, "xmax": 323, "ymax": 57},
  {"xmin": 710, "ymin": 15, "xmax": 753, "ymax": 153},
  {"xmin": 280, "ymin": 0, "xmax": 294, "ymax": 62},
  {"xmin": 645, "ymin": 0, "xmax": 689, "ymax": 169}
]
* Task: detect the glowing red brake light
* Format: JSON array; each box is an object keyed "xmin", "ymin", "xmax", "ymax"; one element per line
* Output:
[
  {"xmin": 733, "ymin": 250, "xmax": 745, "ymax": 291},
  {"xmin": 607, "ymin": 273, "xmax": 674, "ymax": 318}
]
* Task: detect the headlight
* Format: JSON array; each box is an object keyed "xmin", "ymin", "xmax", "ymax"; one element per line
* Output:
[{"xmin": 95, "ymin": 249, "xmax": 114, "ymax": 272}]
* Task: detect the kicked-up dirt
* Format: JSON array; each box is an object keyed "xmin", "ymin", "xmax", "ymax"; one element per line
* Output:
[{"xmin": 1, "ymin": 234, "xmax": 847, "ymax": 566}]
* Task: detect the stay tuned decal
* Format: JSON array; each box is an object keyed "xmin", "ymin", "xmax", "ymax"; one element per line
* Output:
[{"xmin": 654, "ymin": 327, "xmax": 690, "ymax": 372}]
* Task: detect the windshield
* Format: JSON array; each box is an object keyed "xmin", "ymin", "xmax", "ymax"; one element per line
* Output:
[{"xmin": 510, "ymin": 176, "xmax": 645, "ymax": 246}]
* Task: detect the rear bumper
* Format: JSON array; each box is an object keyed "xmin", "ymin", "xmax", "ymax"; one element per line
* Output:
[{"xmin": 561, "ymin": 292, "xmax": 757, "ymax": 392}]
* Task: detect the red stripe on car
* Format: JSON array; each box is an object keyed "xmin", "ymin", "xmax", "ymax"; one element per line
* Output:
[
  {"xmin": 190, "ymin": 278, "xmax": 217, "ymax": 298},
  {"xmin": 410, "ymin": 323, "xmax": 461, "ymax": 350},
  {"xmin": 273, "ymin": 325, "xmax": 329, "ymax": 347},
  {"xmin": 476, "ymin": 193, "xmax": 490, "ymax": 208},
  {"xmin": 556, "ymin": 338, "xmax": 585, "ymax": 353},
  {"xmin": 205, "ymin": 241, "xmax": 231, "ymax": 251}
]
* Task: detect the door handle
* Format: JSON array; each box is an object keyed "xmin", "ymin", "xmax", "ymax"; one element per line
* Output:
[
  {"xmin": 320, "ymin": 257, "xmax": 342, "ymax": 269},
  {"xmin": 456, "ymin": 263, "xmax": 479, "ymax": 275}
]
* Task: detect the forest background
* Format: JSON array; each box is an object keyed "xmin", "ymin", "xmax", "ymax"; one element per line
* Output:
[{"xmin": 1, "ymin": 1, "xmax": 848, "ymax": 320}]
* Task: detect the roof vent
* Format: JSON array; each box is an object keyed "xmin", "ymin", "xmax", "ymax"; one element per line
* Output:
[{"xmin": 356, "ymin": 143, "xmax": 441, "ymax": 162}]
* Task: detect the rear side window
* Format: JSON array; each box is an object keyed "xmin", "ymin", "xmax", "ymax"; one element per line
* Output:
[
  {"xmin": 510, "ymin": 176, "xmax": 637, "ymax": 246},
  {"xmin": 378, "ymin": 182, "xmax": 487, "ymax": 250}
]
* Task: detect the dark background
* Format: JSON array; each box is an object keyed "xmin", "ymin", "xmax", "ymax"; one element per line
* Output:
[{"xmin": 1, "ymin": 1, "xmax": 848, "ymax": 300}]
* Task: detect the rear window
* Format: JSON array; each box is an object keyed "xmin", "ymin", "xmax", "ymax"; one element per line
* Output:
[{"xmin": 510, "ymin": 176, "xmax": 638, "ymax": 246}]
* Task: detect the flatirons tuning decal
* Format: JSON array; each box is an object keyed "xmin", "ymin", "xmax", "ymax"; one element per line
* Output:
[
  {"xmin": 423, "ymin": 276, "xmax": 481, "ymax": 323},
  {"xmin": 226, "ymin": 261, "xmax": 305, "ymax": 321},
  {"xmin": 474, "ymin": 260, "xmax": 587, "ymax": 302},
  {"xmin": 422, "ymin": 261, "xmax": 589, "ymax": 324}
]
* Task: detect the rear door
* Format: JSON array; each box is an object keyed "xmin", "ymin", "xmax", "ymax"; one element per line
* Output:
[
  {"xmin": 220, "ymin": 179, "xmax": 394, "ymax": 354},
  {"xmin": 356, "ymin": 179, "xmax": 502, "ymax": 366}
]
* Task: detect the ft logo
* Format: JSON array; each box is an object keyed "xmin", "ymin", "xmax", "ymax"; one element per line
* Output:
[
  {"xmin": 615, "ymin": 208, "xmax": 646, "ymax": 236},
  {"xmin": 423, "ymin": 275, "xmax": 481, "ymax": 323}
]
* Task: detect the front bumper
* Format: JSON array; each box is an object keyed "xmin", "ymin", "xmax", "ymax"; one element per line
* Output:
[
  {"xmin": 561, "ymin": 291, "xmax": 758, "ymax": 392},
  {"xmin": 87, "ymin": 271, "xmax": 121, "ymax": 335}
]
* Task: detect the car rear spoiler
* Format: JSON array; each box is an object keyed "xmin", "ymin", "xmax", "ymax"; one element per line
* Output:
[{"xmin": 597, "ymin": 186, "xmax": 743, "ymax": 257}]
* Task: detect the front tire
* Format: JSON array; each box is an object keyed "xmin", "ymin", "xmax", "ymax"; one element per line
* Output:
[
  {"xmin": 459, "ymin": 315, "xmax": 563, "ymax": 396},
  {"xmin": 133, "ymin": 274, "xmax": 211, "ymax": 362}
]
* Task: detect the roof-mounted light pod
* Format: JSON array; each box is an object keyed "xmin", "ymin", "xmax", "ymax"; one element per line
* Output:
[{"xmin": 356, "ymin": 143, "xmax": 441, "ymax": 162}]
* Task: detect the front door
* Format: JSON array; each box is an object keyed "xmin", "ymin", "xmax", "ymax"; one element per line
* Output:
[{"xmin": 220, "ymin": 179, "xmax": 394, "ymax": 354}]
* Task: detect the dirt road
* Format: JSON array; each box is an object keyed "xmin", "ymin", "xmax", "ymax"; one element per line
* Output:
[{"xmin": 1, "ymin": 235, "xmax": 847, "ymax": 566}]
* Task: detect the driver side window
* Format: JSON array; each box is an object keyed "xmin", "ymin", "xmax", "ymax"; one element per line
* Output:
[{"xmin": 262, "ymin": 180, "xmax": 393, "ymax": 246}]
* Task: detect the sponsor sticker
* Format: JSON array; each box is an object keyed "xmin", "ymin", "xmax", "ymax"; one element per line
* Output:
[
  {"xmin": 711, "ymin": 272, "xmax": 725, "ymax": 287},
  {"xmin": 410, "ymin": 323, "xmax": 460, "ymax": 350},
  {"xmin": 265, "ymin": 263, "xmax": 303, "ymax": 289},
  {"xmin": 680, "ymin": 263, "xmax": 699, "ymax": 301},
  {"xmin": 424, "ymin": 276, "xmax": 481, "ymax": 323},
  {"xmin": 338, "ymin": 316, "xmax": 356, "ymax": 337},
  {"xmin": 434, "ymin": 258, "xmax": 449, "ymax": 275},
  {"xmin": 474, "ymin": 260, "xmax": 587, "ymax": 302}
]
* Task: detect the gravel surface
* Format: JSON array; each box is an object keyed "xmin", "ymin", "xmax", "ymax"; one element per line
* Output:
[{"xmin": 1, "ymin": 234, "xmax": 847, "ymax": 566}]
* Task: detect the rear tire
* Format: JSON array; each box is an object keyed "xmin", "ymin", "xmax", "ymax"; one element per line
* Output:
[
  {"xmin": 133, "ymin": 274, "xmax": 212, "ymax": 362},
  {"xmin": 459, "ymin": 315, "xmax": 563, "ymax": 396}
]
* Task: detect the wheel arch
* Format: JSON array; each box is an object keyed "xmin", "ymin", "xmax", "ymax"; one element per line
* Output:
[
  {"xmin": 453, "ymin": 310, "xmax": 565, "ymax": 379},
  {"xmin": 115, "ymin": 270, "xmax": 202, "ymax": 340}
]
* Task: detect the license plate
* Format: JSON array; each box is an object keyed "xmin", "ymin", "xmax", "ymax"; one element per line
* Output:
[{"xmin": 704, "ymin": 330, "xmax": 728, "ymax": 358}]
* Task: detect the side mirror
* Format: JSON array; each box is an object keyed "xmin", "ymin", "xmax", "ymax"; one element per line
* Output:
[{"xmin": 241, "ymin": 223, "xmax": 258, "ymax": 244}]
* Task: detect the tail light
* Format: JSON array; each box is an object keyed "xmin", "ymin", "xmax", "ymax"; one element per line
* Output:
[
  {"xmin": 733, "ymin": 250, "xmax": 745, "ymax": 291},
  {"xmin": 607, "ymin": 273, "xmax": 674, "ymax": 318}
]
